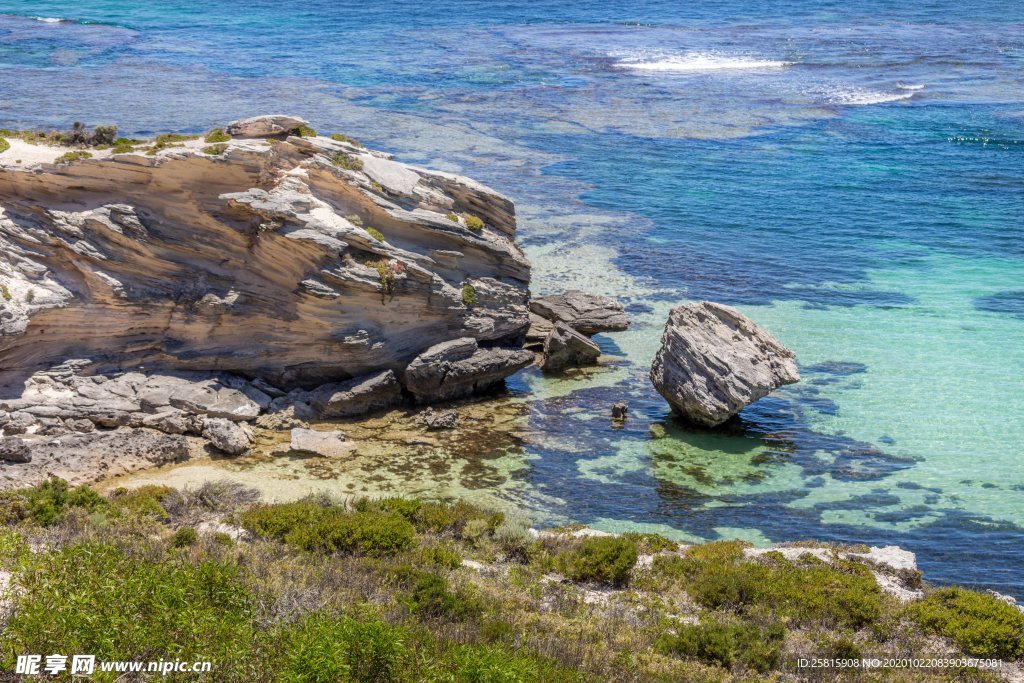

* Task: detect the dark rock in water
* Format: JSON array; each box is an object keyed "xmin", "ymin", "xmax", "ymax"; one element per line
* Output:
[
  {"xmin": 419, "ymin": 408, "xmax": 460, "ymax": 431},
  {"xmin": 403, "ymin": 338, "xmax": 534, "ymax": 403},
  {"xmin": 541, "ymin": 322, "xmax": 601, "ymax": 373},
  {"xmin": 0, "ymin": 436, "xmax": 30, "ymax": 463},
  {"xmin": 529, "ymin": 290, "xmax": 629, "ymax": 335},
  {"xmin": 307, "ymin": 370, "xmax": 402, "ymax": 418},
  {"xmin": 202, "ymin": 418, "xmax": 252, "ymax": 456},
  {"xmin": 650, "ymin": 301, "xmax": 799, "ymax": 427},
  {"xmin": 611, "ymin": 402, "xmax": 628, "ymax": 420}
]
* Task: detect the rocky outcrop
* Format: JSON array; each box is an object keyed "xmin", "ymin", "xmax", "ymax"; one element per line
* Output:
[
  {"xmin": 418, "ymin": 408, "xmax": 460, "ymax": 431},
  {"xmin": 0, "ymin": 119, "xmax": 537, "ymax": 483},
  {"xmin": 540, "ymin": 322, "xmax": 601, "ymax": 373},
  {"xmin": 226, "ymin": 115, "xmax": 309, "ymax": 138},
  {"xmin": 404, "ymin": 338, "xmax": 534, "ymax": 403},
  {"xmin": 529, "ymin": 291, "xmax": 629, "ymax": 336},
  {"xmin": 0, "ymin": 117, "xmax": 530, "ymax": 388},
  {"xmin": 650, "ymin": 302, "xmax": 799, "ymax": 427}
]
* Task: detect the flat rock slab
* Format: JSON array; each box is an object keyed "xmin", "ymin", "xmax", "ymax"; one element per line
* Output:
[
  {"xmin": 650, "ymin": 301, "xmax": 799, "ymax": 427},
  {"xmin": 530, "ymin": 290, "xmax": 629, "ymax": 335},
  {"xmin": 288, "ymin": 428, "xmax": 355, "ymax": 458}
]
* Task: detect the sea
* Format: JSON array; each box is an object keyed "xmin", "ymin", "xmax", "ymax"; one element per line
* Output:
[{"xmin": 1, "ymin": 0, "xmax": 1022, "ymax": 596}]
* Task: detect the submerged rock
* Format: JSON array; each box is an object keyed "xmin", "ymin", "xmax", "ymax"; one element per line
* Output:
[
  {"xmin": 540, "ymin": 322, "xmax": 601, "ymax": 373},
  {"xmin": 418, "ymin": 408, "xmax": 460, "ymax": 431},
  {"xmin": 404, "ymin": 338, "xmax": 534, "ymax": 403},
  {"xmin": 530, "ymin": 291, "xmax": 629, "ymax": 335},
  {"xmin": 650, "ymin": 302, "xmax": 799, "ymax": 427},
  {"xmin": 288, "ymin": 428, "xmax": 355, "ymax": 458}
]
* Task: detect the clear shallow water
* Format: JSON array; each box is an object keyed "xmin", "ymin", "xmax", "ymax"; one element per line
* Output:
[{"xmin": 2, "ymin": 1, "xmax": 1023, "ymax": 595}]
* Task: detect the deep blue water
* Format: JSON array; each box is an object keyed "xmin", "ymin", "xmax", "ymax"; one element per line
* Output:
[{"xmin": 2, "ymin": 1, "xmax": 1023, "ymax": 595}]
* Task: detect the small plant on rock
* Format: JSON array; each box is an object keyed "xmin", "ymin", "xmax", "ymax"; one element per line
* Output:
[
  {"xmin": 461, "ymin": 283, "xmax": 477, "ymax": 307},
  {"xmin": 1, "ymin": 284, "xmax": 11, "ymax": 301},
  {"xmin": 294, "ymin": 125, "xmax": 318, "ymax": 137},
  {"xmin": 330, "ymin": 152, "xmax": 364, "ymax": 171},
  {"xmin": 463, "ymin": 214, "xmax": 485, "ymax": 231},
  {"xmin": 330, "ymin": 133, "xmax": 364, "ymax": 147},
  {"xmin": 366, "ymin": 227, "xmax": 385, "ymax": 242},
  {"xmin": 55, "ymin": 150, "xmax": 92, "ymax": 164},
  {"xmin": 202, "ymin": 143, "xmax": 228, "ymax": 156},
  {"xmin": 445, "ymin": 212, "xmax": 459, "ymax": 222},
  {"xmin": 90, "ymin": 124, "xmax": 118, "ymax": 146},
  {"xmin": 0, "ymin": 137, "xmax": 9, "ymax": 154},
  {"xmin": 204, "ymin": 128, "xmax": 231, "ymax": 143}
]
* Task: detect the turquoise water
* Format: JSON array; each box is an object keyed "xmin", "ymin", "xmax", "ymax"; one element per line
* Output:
[{"xmin": 2, "ymin": 1, "xmax": 1023, "ymax": 594}]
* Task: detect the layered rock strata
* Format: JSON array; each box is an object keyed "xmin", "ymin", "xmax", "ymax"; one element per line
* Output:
[
  {"xmin": 0, "ymin": 116, "xmax": 534, "ymax": 480},
  {"xmin": 650, "ymin": 301, "xmax": 799, "ymax": 426}
]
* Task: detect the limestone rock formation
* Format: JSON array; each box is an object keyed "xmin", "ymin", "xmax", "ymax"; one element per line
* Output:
[
  {"xmin": 540, "ymin": 322, "xmax": 601, "ymax": 373},
  {"xmin": 650, "ymin": 302, "xmax": 799, "ymax": 427},
  {"xmin": 0, "ymin": 118, "xmax": 535, "ymax": 483},
  {"xmin": 404, "ymin": 338, "xmax": 534, "ymax": 403},
  {"xmin": 202, "ymin": 418, "xmax": 252, "ymax": 456},
  {"xmin": 0, "ymin": 118, "xmax": 529, "ymax": 387},
  {"xmin": 226, "ymin": 115, "xmax": 309, "ymax": 138},
  {"xmin": 529, "ymin": 291, "xmax": 629, "ymax": 336},
  {"xmin": 418, "ymin": 408, "xmax": 460, "ymax": 430}
]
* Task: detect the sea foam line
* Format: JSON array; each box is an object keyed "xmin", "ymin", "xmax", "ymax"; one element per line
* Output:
[{"xmin": 614, "ymin": 51, "xmax": 794, "ymax": 73}]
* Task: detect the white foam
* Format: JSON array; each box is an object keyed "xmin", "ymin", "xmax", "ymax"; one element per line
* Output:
[
  {"xmin": 897, "ymin": 82, "xmax": 925, "ymax": 91},
  {"xmin": 33, "ymin": 17, "xmax": 68, "ymax": 23},
  {"xmin": 615, "ymin": 51, "xmax": 793, "ymax": 73},
  {"xmin": 826, "ymin": 88, "xmax": 915, "ymax": 106}
]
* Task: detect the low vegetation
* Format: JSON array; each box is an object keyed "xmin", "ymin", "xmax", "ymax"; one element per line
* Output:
[
  {"xmin": 330, "ymin": 132, "xmax": 364, "ymax": 147},
  {"xmin": 0, "ymin": 480, "xmax": 1015, "ymax": 682},
  {"xmin": 0, "ymin": 137, "xmax": 9, "ymax": 154},
  {"xmin": 366, "ymin": 227, "xmax": 385, "ymax": 242},
  {"xmin": 330, "ymin": 151, "xmax": 364, "ymax": 171},
  {"xmin": 204, "ymin": 128, "xmax": 231, "ymax": 143},
  {"xmin": 202, "ymin": 143, "xmax": 228, "ymax": 156},
  {"xmin": 294, "ymin": 125, "xmax": 318, "ymax": 137},
  {"xmin": 0, "ymin": 284, "xmax": 10, "ymax": 301},
  {"xmin": 462, "ymin": 214, "xmax": 485, "ymax": 231},
  {"xmin": 54, "ymin": 150, "xmax": 93, "ymax": 164},
  {"xmin": 461, "ymin": 283, "xmax": 477, "ymax": 307}
]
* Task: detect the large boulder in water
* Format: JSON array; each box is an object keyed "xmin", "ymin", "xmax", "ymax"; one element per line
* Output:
[{"xmin": 650, "ymin": 302, "xmax": 799, "ymax": 427}]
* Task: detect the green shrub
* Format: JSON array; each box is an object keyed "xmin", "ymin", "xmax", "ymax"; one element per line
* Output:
[
  {"xmin": 54, "ymin": 150, "xmax": 92, "ymax": 164},
  {"xmin": 414, "ymin": 543, "xmax": 463, "ymax": 569},
  {"xmin": 445, "ymin": 212, "xmax": 459, "ymax": 222},
  {"xmin": 415, "ymin": 500, "xmax": 504, "ymax": 537},
  {"xmin": 241, "ymin": 502, "xmax": 415, "ymax": 556},
  {"xmin": 404, "ymin": 572, "xmax": 481, "ymax": 620},
  {"xmin": 366, "ymin": 227, "xmax": 385, "ymax": 242},
  {"xmin": 556, "ymin": 536, "xmax": 638, "ymax": 587},
  {"xmin": 622, "ymin": 531, "xmax": 678, "ymax": 554},
  {"xmin": 11, "ymin": 478, "xmax": 108, "ymax": 526},
  {"xmin": 294, "ymin": 125, "xmax": 318, "ymax": 137},
  {"xmin": 330, "ymin": 152, "xmax": 364, "ymax": 171},
  {"xmin": 204, "ymin": 128, "xmax": 231, "ymax": 143},
  {"xmin": 276, "ymin": 612, "xmax": 409, "ymax": 683},
  {"xmin": 378, "ymin": 497, "xmax": 423, "ymax": 520},
  {"xmin": 2, "ymin": 542, "xmax": 255, "ymax": 674},
  {"xmin": 154, "ymin": 132, "xmax": 197, "ymax": 146},
  {"xmin": 374, "ymin": 260, "xmax": 396, "ymax": 298},
  {"xmin": 171, "ymin": 526, "xmax": 199, "ymax": 548},
  {"xmin": 445, "ymin": 644, "xmax": 582, "ymax": 683},
  {"xmin": 109, "ymin": 484, "xmax": 174, "ymax": 521},
  {"xmin": 0, "ymin": 284, "xmax": 10, "ymax": 301},
  {"xmin": 463, "ymin": 214, "xmax": 485, "ymax": 231},
  {"xmin": 657, "ymin": 615, "xmax": 785, "ymax": 673},
  {"xmin": 461, "ymin": 284, "xmax": 477, "ymax": 307},
  {"xmin": 493, "ymin": 517, "xmax": 533, "ymax": 557},
  {"xmin": 330, "ymin": 133, "xmax": 365, "ymax": 147},
  {"xmin": 0, "ymin": 137, "xmax": 9, "ymax": 154},
  {"xmin": 0, "ymin": 529, "xmax": 28, "ymax": 569},
  {"xmin": 202, "ymin": 143, "xmax": 228, "ymax": 155},
  {"xmin": 914, "ymin": 588, "xmax": 1024, "ymax": 659},
  {"xmin": 90, "ymin": 124, "xmax": 118, "ymax": 146}
]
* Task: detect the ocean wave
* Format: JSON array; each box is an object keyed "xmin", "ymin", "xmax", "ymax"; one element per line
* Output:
[
  {"xmin": 897, "ymin": 83, "xmax": 925, "ymax": 91},
  {"xmin": 32, "ymin": 16, "xmax": 72, "ymax": 23},
  {"xmin": 825, "ymin": 88, "xmax": 916, "ymax": 106},
  {"xmin": 614, "ymin": 51, "xmax": 793, "ymax": 73}
]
